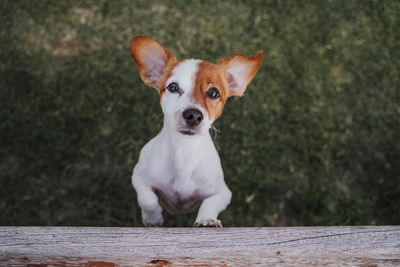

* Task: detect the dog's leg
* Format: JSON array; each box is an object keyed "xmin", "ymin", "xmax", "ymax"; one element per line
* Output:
[
  {"xmin": 132, "ymin": 174, "xmax": 163, "ymax": 227},
  {"xmin": 194, "ymin": 185, "xmax": 232, "ymax": 227}
]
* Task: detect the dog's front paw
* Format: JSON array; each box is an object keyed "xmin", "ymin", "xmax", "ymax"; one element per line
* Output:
[
  {"xmin": 143, "ymin": 217, "xmax": 164, "ymax": 227},
  {"xmin": 142, "ymin": 211, "xmax": 164, "ymax": 227},
  {"xmin": 193, "ymin": 219, "xmax": 222, "ymax": 228}
]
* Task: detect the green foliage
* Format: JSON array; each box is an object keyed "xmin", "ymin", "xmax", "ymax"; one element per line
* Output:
[{"xmin": 0, "ymin": 0, "xmax": 399, "ymax": 226}]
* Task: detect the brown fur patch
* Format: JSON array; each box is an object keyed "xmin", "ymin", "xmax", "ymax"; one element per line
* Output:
[{"xmin": 193, "ymin": 61, "xmax": 228, "ymax": 121}]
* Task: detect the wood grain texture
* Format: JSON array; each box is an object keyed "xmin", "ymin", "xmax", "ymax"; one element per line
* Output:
[{"xmin": 1, "ymin": 226, "xmax": 400, "ymax": 266}]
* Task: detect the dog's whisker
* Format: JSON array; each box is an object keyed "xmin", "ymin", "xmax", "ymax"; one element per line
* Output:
[
  {"xmin": 210, "ymin": 124, "xmax": 219, "ymax": 133},
  {"xmin": 210, "ymin": 124, "xmax": 220, "ymax": 139},
  {"xmin": 152, "ymin": 113, "xmax": 164, "ymax": 130},
  {"xmin": 211, "ymin": 124, "xmax": 220, "ymax": 132},
  {"xmin": 157, "ymin": 117, "xmax": 163, "ymax": 130}
]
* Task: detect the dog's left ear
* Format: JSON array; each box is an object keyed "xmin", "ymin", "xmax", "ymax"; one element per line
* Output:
[
  {"xmin": 218, "ymin": 51, "xmax": 262, "ymax": 97},
  {"xmin": 130, "ymin": 34, "xmax": 176, "ymax": 89}
]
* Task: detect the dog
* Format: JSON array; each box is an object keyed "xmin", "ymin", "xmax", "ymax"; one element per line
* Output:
[{"xmin": 130, "ymin": 34, "xmax": 262, "ymax": 227}]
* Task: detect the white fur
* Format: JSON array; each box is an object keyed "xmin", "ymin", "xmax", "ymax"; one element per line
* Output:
[{"xmin": 132, "ymin": 59, "xmax": 232, "ymax": 227}]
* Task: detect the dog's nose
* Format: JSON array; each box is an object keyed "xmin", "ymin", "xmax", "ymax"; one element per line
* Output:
[{"xmin": 183, "ymin": 109, "xmax": 203, "ymax": 127}]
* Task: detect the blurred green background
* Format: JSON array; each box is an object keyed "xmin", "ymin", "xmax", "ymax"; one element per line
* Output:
[{"xmin": 0, "ymin": 0, "xmax": 399, "ymax": 227}]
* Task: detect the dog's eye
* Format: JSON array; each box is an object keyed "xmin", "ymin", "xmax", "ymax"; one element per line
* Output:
[
  {"xmin": 167, "ymin": 82, "xmax": 180, "ymax": 93},
  {"xmin": 206, "ymin": 87, "xmax": 220, "ymax": 99}
]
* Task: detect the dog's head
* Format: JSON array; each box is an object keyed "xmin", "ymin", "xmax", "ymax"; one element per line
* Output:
[{"xmin": 130, "ymin": 34, "xmax": 262, "ymax": 137}]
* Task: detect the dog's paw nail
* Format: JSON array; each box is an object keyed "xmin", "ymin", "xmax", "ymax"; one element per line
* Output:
[{"xmin": 194, "ymin": 219, "xmax": 222, "ymax": 228}]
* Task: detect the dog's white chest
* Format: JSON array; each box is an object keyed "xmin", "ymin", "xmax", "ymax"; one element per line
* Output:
[
  {"xmin": 151, "ymin": 151, "xmax": 214, "ymax": 212},
  {"xmin": 134, "ymin": 131, "xmax": 223, "ymax": 213},
  {"xmin": 154, "ymin": 174, "xmax": 204, "ymax": 213}
]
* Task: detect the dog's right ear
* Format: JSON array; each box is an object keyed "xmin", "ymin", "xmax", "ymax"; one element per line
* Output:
[{"xmin": 130, "ymin": 35, "xmax": 176, "ymax": 89}]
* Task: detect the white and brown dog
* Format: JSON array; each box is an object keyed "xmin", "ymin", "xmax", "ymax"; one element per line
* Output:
[{"xmin": 130, "ymin": 35, "xmax": 262, "ymax": 227}]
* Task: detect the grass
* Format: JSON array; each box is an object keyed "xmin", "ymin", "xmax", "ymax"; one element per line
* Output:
[{"xmin": 0, "ymin": 0, "xmax": 399, "ymax": 227}]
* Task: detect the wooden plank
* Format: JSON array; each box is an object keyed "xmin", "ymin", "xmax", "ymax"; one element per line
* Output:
[{"xmin": 1, "ymin": 226, "xmax": 400, "ymax": 266}]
